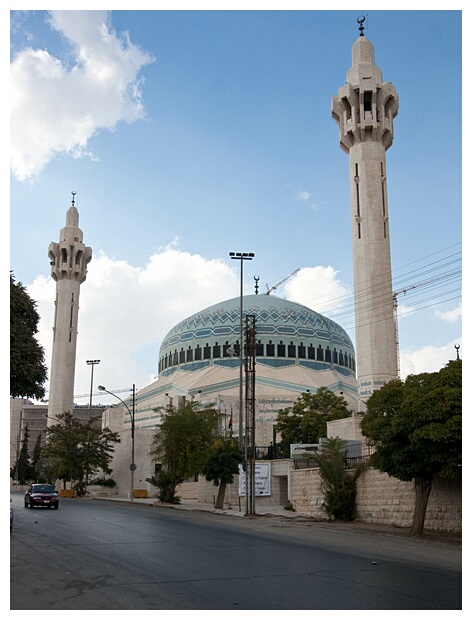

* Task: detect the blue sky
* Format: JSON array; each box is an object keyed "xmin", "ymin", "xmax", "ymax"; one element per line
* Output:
[{"xmin": 8, "ymin": 7, "xmax": 463, "ymax": 404}]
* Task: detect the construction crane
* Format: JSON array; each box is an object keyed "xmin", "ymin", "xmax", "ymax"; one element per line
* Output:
[{"xmin": 266, "ymin": 269, "xmax": 300, "ymax": 295}]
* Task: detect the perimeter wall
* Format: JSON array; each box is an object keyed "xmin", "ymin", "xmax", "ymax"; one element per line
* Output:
[{"xmin": 291, "ymin": 467, "xmax": 462, "ymax": 532}]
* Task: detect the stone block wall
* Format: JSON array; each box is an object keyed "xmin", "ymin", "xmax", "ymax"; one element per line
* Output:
[
  {"xmin": 291, "ymin": 467, "xmax": 461, "ymax": 533},
  {"xmin": 356, "ymin": 469, "xmax": 461, "ymax": 532},
  {"xmin": 291, "ymin": 469, "xmax": 326, "ymax": 520},
  {"xmin": 111, "ymin": 428, "xmax": 156, "ymax": 497}
]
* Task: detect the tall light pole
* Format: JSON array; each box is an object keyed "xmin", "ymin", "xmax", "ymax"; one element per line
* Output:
[
  {"xmin": 98, "ymin": 385, "xmax": 135, "ymax": 502},
  {"xmin": 86, "ymin": 360, "xmax": 100, "ymax": 414},
  {"xmin": 229, "ymin": 252, "xmax": 254, "ymax": 448}
]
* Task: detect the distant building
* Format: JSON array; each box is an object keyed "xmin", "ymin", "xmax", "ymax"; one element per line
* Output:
[{"xmin": 10, "ymin": 398, "xmax": 106, "ymax": 477}]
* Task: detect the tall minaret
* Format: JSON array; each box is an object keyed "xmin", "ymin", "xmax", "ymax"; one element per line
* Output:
[
  {"xmin": 332, "ymin": 18, "xmax": 399, "ymax": 410},
  {"xmin": 47, "ymin": 194, "xmax": 92, "ymax": 421}
]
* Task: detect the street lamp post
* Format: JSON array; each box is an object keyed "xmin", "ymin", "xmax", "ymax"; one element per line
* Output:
[
  {"xmin": 86, "ymin": 361, "xmax": 100, "ymax": 493},
  {"xmin": 229, "ymin": 252, "xmax": 254, "ymax": 449},
  {"xmin": 86, "ymin": 360, "xmax": 100, "ymax": 414},
  {"xmin": 98, "ymin": 384, "xmax": 136, "ymax": 503}
]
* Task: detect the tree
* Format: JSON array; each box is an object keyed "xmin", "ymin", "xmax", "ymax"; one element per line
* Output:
[
  {"xmin": 202, "ymin": 439, "xmax": 243, "ymax": 509},
  {"xmin": 30, "ymin": 434, "xmax": 43, "ymax": 482},
  {"xmin": 11, "ymin": 424, "xmax": 34, "ymax": 484},
  {"xmin": 40, "ymin": 412, "xmax": 120, "ymax": 493},
  {"xmin": 312, "ymin": 437, "xmax": 364, "ymax": 521},
  {"xmin": 149, "ymin": 402, "xmax": 219, "ymax": 503},
  {"xmin": 275, "ymin": 387, "xmax": 352, "ymax": 457},
  {"xmin": 10, "ymin": 273, "xmax": 47, "ymax": 399},
  {"xmin": 360, "ymin": 360, "xmax": 462, "ymax": 536}
]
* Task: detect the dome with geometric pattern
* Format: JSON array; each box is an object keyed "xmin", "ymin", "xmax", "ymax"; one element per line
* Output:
[{"xmin": 159, "ymin": 294, "xmax": 355, "ymax": 379}]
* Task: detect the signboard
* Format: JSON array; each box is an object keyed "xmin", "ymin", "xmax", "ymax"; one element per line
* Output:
[
  {"xmin": 290, "ymin": 444, "xmax": 321, "ymax": 459},
  {"xmin": 238, "ymin": 463, "xmax": 271, "ymax": 496}
]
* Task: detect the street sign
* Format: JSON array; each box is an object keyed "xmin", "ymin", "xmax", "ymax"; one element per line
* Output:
[{"xmin": 238, "ymin": 463, "xmax": 271, "ymax": 496}]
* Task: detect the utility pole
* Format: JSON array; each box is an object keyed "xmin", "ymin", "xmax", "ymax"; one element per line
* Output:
[
  {"xmin": 229, "ymin": 251, "xmax": 255, "ymax": 448},
  {"xmin": 244, "ymin": 314, "xmax": 256, "ymax": 515}
]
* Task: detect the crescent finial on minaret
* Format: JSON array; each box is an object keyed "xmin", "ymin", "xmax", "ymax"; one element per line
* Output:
[
  {"xmin": 71, "ymin": 191, "xmax": 76, "ymax": 206},
  {"xmin": 357, "ymin": 15, "xmax": 365, "ymax": 37}
]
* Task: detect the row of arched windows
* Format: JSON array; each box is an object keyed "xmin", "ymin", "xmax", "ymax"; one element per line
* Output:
[{"xmin": 159, "ymin": 340, "xmax": 356, "ymax": 374}]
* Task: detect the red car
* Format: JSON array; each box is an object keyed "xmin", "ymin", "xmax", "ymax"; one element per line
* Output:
[{"xmin": 24, "ymin": 484, "xmax": 59, "ymax": 509}]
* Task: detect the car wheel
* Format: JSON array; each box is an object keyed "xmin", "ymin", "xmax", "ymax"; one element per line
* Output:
[
  {"xmin": 29, "ymin": 501, "xmax": 34, "ymax": 509},
  {"xmin": 24, "ymin": 501, "xmax": 28, "ymax": 508},
  {"xmin": 54, "ymin": 505, "xmax": 59, "ymax": 510}
]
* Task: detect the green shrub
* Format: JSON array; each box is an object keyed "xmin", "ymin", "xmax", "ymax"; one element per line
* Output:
[
  {"xmin": 90, "ymin": 477, "xmax": 117, "ymax": 488},
  {"xmin": 146, "ymin": 472, "xmax": 181, "ymax": 504},
  {"xmin": 314, "ymin": 437, "xmax": 364, "ymax": 521}
]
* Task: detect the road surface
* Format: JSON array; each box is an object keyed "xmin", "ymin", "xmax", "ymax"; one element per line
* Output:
[{"xmin": 10, "ymin": 493, "xmax": 461, "ymax": 610}]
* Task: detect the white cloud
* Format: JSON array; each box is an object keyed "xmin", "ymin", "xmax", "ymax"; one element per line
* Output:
[
  {"xmin": 26, "ymin": 247, "xmax": 461, "ymax": 405},
  {"xmin": 10, "ymin": 10, "xmax": 154, "ymax": 181},
  {"xmin": 27, "ymin": 244, "xmax": 239, "ymax": 404},
  {"xmin": 400, "ymin": 338, "xmax": 462, "ymax": 379},
  {"xmin": 294, "ymin": 191, "xmax": 323, "ymax": 211},
  {"xmin": 281, "ymin": 265, "xmax": 352, "ymax": 316},
  {"xmin": 296, "ymin": 191, "xmax": 312, "ymax": 201},
  {"xmin": 435, "ymin": 302, "xmax": 462, "ymax": 324}
]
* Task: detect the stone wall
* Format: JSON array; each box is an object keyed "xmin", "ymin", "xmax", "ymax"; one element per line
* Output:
[
  {"xmin": 110, "ymin": 427, "xmax": 156, "ymax": 497},
  {"xmin": 291, "ymin": 469, "xmax": 326, "ymax": 519},
  {"xmin": 356, "ymin": 469, "xmax": 462, "ymax": 532},
  {"xmin": 291, "ymin": 467, "xmax": 461, "ymax": 533},
  {"xmin": 196, "ymin": 460, "xmax": 292, "ymax": 510}
]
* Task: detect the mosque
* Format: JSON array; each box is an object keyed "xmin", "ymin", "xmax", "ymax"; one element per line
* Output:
[
  {"xmin": 125, "ymin": 293, "xmax": 358, "ymax": 446},
  {"xmin": 10, "ymin": 19, "xmax": 400, "ymax": 502},
  {"xmin": 102, "ymin": 18, "xmax": 400, "ymax": 496}
]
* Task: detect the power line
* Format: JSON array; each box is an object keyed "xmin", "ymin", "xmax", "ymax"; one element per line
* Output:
[{"xmin": 290, "ymin": 246, "xmax": 461, "ymax": 326}]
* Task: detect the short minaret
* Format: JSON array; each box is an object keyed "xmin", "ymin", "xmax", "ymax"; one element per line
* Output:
[
  {"xmin": 47, "ymin": 194, "xmax": 92, "ymax": 422},
  {"xmin": 332, "ymin": 18, "xmax": 399, "ymax": 410}
]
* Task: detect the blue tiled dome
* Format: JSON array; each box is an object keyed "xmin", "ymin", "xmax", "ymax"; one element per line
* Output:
[{"xmin": 159, "ymin": 295, "xmax": 355, "ymax": 378}]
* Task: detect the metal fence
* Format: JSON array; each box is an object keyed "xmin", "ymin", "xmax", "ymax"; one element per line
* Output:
[
  {"xmin": 253, "ymin": 447, "xmax": 372, "ymax": 468},
  {"xmin": 292, "ymin": 454, "xmax": 371, "ymax": 470}
]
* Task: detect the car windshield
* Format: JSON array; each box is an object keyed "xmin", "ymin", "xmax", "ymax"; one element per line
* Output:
[{"xmin": 32, "ymin": 485, "xmax": 55, "ymax": 493}]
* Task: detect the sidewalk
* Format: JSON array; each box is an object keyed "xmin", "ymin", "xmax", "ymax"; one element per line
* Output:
[
  {"xmin": 91, "ymin": 493, "xmax": 299, "ymax": 519},
  {"xmin": 90, "ymin": 494, "xmax": 461, "ymax": 544}
]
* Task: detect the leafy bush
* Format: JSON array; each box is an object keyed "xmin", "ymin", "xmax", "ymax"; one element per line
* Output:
[
  {"xmin": 313, "ymin": 437, "xmax": 364, "ymax": 521},
  {"xmin": 146, "ymin": 472, "xmax": 181, "ymax": 504},
  {"xmin": 90, "ymin": 477, "xmax": 117, "ymax": 488}
]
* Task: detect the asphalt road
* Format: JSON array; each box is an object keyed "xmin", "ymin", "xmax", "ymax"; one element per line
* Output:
[{"xmin": 10, "ymin": 492, "xmax": 461, "ymax": 610}]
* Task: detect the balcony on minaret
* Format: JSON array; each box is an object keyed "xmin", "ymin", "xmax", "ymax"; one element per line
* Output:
[
  {"xmin": 48, "ymin": 240, "xmax": 92, "ymax": 282},
  {"xmin": 333, "ymin": 81, "xmax": 398, "ymax": 151}
]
